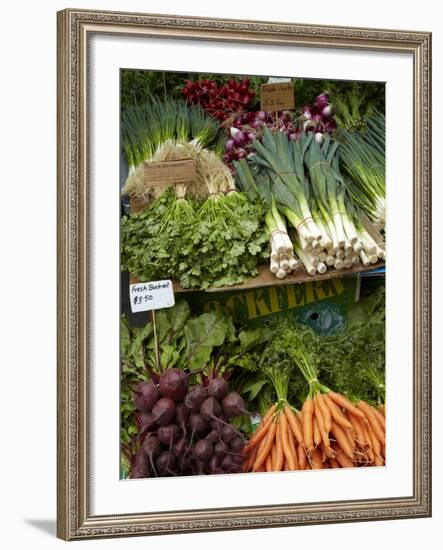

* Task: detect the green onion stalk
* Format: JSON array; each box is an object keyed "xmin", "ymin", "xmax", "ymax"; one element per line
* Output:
[
  {"xmin": 250, "ymin": 129, "xmax": 322, "ymax": 245},
  {"xmin": 234, "ymin": 158, "xmax": 300, "ymax": 279},
  {"xmin": 337, "ymin": 117, "xmax": 385, "ymax": 231},
  {"xmin": 121, "ymin": 97, "xmax": 220, "ymax": 198}
]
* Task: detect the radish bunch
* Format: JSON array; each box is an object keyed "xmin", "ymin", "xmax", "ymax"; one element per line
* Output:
[
  {"xmin": 182, "ymin": 78, "xmax": 255, "ymax": 122},
  {"xmin": 130, "ymin": 369, "xmax": 248, "ymax": 478}
]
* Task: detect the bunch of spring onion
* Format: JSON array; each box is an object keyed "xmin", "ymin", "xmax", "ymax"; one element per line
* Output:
[
  {"xmin": 236, "ymin": 129, "xmax": 385, "ymax": 278},
  {"xmin": 234, "ymin": 157, "xmax": 301, "ymax": 279},
  {"xmin": 337, "ymin": 112, "xmax": 385, "ymax": 230},
  {"xmin": 121, "ymin": 97, "xmax": 222, "ymax": 202},
  {"xmin": 300, "ymin": 133, "xmax": 385, "ymax": 273}
]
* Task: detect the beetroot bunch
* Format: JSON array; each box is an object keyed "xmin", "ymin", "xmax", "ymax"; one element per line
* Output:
[
  {"xmin": 182, "ymin": 78, "xmax": 255, "ymax": 122},
  {"xmin": 130, "ymin": 368, "xmax": 248, "ymax": 478}
]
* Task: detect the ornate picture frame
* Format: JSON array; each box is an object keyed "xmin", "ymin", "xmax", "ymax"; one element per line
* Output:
[{"xmin": 57, "ymin": 8, "xmax": 431, "ymax": 540}]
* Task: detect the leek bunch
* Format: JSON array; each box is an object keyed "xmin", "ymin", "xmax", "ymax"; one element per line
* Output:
[
  {"xmin": 338, "ymin": 112, "xmax": 385, "ymax": 230},
  {"xmin": 235, "ymin": 129, "xmax": 385, "ymax": 279}
]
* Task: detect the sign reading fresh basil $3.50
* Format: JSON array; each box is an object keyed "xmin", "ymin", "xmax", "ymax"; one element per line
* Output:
[{"xmin": 129, "ymin": 280, "xmax": 175, "ymax": 312}]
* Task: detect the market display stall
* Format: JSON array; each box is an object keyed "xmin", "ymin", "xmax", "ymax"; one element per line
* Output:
[{"xmin": 119, "ymin": 72, "xmax": 386, "ymax": 479}]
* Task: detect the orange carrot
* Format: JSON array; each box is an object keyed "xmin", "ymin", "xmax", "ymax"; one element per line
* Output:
[
  {"xmin": 347, "ymin": 412, "xmax": 366, "ymax": 447},
  {"xmin": 374, "ymin": 454, "xmax": 384, "ymax": 466},
  {"xmin": 317, "ymin": 394, "xmax": 332, "ymax": 432},
  {"xmin": 357, "ymin": 401, "xmax": 385, "ymax": 444},
  {"xmin": 265, "ymin": 454, "xmax": 273, "ymax": 472},
  {"xmin": 371, "ymin": 405, "xmax": 386, "ymax": 431},
  {"xmin": 253, "ymin": 420, "xmax": 277, "ymax": 472},
  {"xmin": 302, "ymin": 398, "xmax": 315, "ymax": 452},
  {"xmin": 244, "ymin": 411, "xmax": 274, "ymax": 453},
  {"xmin": 297, "ymin": 444, "xmax": 307, "ymax": 470},
  {"xmin": 284, "ymin": 405, "xmax": 304, "ymax": 444},
  {"xmin": 328, "ymin": 391, "xmax": 365, "ymax": 420},
  {"xmin": 243, "ymin": 446, "xmax": 258, "ymax": 472},
  {"xmin": 329, "ymin": 457, "xmax": 340, "ymax": 468},
  {"xmin": 287, "ymin": 421, "xmax": 299, "ymax": 470},
  {"xmin": 256, "ymin": 464, "xmax": 265, "ymax": 472},
  {"xmin": 262, "ymin": 404, "xmax": 278, "ymax": 424},
  {"xmin": 331, "ymin": 421, "xmax": 354, "ymax": 459},
  {"xmin": 314, "ymin": 396, "xmax": 332, "ymax": 452},
  {"xmin": 323, "ymin": 394, "xmax": 353, "ymax": 430},
  {"xmin": 310, "ymin": 448, "xmax": 323, "ymax": 469},
  {"xmin": 313, "ymin": 416, "xmax": 322, "ymax": 447},
  {"xmin": 273, "ymin": 422, "xmax": 284, "ymax": 471},
  {"xmin": 332, "ymin": 444, "xmax": 355, "ymax": 468},
  {"xmin": 280, "ymin": 411, "xmax": 297, "ymax": 470},
  {"xmin": 366, "ymin": 423, "xmax": 382, "ymax": 458},
  {"xmin": 378, "ymin": 403, "xmax": 385, "ymax": 417},
  {"xmin": 283, "ymin": 459, "xmax": 290, "ymax": 471}
]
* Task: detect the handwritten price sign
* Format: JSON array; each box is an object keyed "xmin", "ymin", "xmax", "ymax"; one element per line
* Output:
[
  {"xmin": 129, "ymin": 280, "xmax": 175, "ymax": 312},
  {"xmin": 260, "ymin": 82, "xmax": 295, "ymax": 112}
]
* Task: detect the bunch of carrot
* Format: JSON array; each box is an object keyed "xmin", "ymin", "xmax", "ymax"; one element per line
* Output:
[
  {"xmin": 243, "ymin": 327, "xmax": 386, "ymax": 473},
  {"xmin": 242, "ymin": 401, "xmax": 307, "ymax": 472},
  {"xmin": 298, "ymin": 390, "xmax": 385, "ymax": 469},
  {"xmin": 242, "ymin": 392, "xmax": 385, "ymax": 472}
]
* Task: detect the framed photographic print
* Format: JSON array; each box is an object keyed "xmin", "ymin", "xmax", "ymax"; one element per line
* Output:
[{"xmin": 57, "ymin": 8, "xmax": 431, "ymax": 540}]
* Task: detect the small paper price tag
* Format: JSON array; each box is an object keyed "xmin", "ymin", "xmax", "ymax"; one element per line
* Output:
[
  {"xmin": 143, "ymin": 158, "xmax": 196, "ymax": 187},
  {"xmin": 260, "ymin": 81, "xmax": 295, "ymax": 112},
  {"xmin": 129, "ymin": 280, "xmax": 175, "ymax": 312}
]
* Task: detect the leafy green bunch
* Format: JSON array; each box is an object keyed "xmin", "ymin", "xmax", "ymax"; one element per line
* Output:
[{"xmin": 121, "ymin": 189, "xmax": 269, "ymax": 289}]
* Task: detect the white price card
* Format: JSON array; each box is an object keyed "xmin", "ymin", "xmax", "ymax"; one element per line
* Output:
[{"xmin": 129, "ymin": 280, "xmax": 175, "ymax": 312}]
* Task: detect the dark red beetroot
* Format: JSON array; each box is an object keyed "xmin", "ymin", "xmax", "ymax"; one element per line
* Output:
[
  {"xmin": 207, "ymin": 378, "xmax": 229, "ymax": 401},
  {"xmin": 157, "ymin": 424, "xmax": 180, "ymax": 446},
  {"xmin": 175, "ymin": 402, "xmax": 189, "ymax": 427},
  {"xmin": 189, "ymin": 413, "xmax": 209, "ymax": 435},
  {"xmin": 184, "ymin": 385, "xmax": 207, "ymax": 413},
  {"xmin": 140, "ymin": 411, "xmax": 157, "ymax": 435},
  {"xmin": 130, "ymin": 451, "xmax": 150, "ymax": 479},
  {"xmin": 220, "ymin": 455, "xmax": 241, "ymax": 473},
  {"xmin": 152, "ymin": 397, "xmax": 176, "ymax": 426},
  {"xmin": 174, "ymin": 437, "xmax": 187, "ymax": 456},
  {"xmin": 208, "ymin": 456, "xmax": 221, "ymax": 473},
  {"xmin": 221, "ymin": 424, "xmax": 237, "ymax": 444},
  {"xmin": 156, "ymin": 451, "xmax": 176, "ymax": 475},
  {"xmin": 205, "ymin": 430, "xmax": 220, "ymax": 444},
  {"xmin": 200, "ymin": 397, "xmax": 222, "ymax": 422},
  {"xmin": 230, "ymin": 436, "xmax": 245, "ymax": 454},
  {"xmin": 214, "ymin": 440, "xmax": 228, "ymax": 459},
  {"xmin": 158, "ymin": 368, "xmax": 188, "ymax": 402},
  {"xmin": 142, "ymin": 434, "xmax": 162, "ymax": 475},
  {"xmin": 133, "ymin": 381, "xmax": 159, "ymax": 412},
  {"xmin": 193, "ymin": 439, "xmax": 214, "ymax": 462},
  {"xmin": 221, "ymin": 392, "xmax": 247, "ymax": 419}
]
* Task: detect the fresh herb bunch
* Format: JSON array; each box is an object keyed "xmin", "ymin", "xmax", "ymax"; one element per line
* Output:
[{"xmin": 121, "ymin": 189, "xmax": 269, "ymax": 289}]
